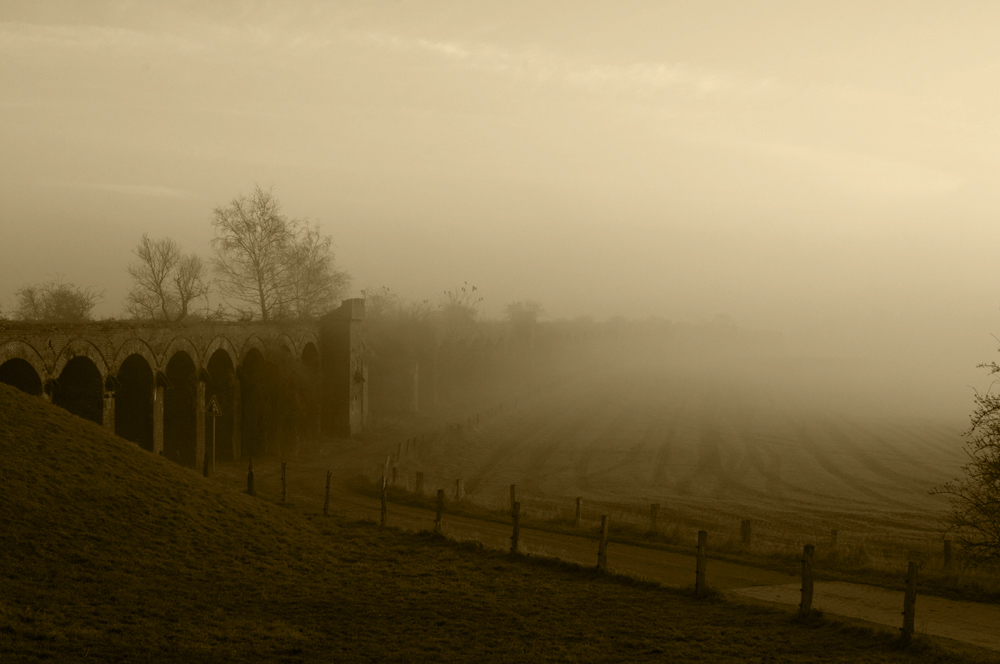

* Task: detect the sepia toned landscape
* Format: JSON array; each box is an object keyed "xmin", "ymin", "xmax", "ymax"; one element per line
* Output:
[{"xmin": 3, "ymin": 2, "xmax": 1000, "ymax": 662}]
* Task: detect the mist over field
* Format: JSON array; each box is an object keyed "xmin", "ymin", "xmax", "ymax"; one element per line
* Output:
[
  {"xmin": 10, "ymin": 5, "xmax": 1000, "ymax": 658},
  {"xmin": 3, "ymin": 1, "xmax": 1000, "ymax": 422}
]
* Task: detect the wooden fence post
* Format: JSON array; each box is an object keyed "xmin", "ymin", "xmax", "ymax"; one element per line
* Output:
[
  {"xmin": 740, "ymin": 519, "xmax": 752, "ymax": 546},
  {"xmin": 415, "ymin": 472, "xmax": 424, "ymax": 495},
  {"xmin": 574, "ymin": 497, "xmax": 582, "ymax": 527},
  {"xmin": 247, "ymin": 457, "xmax": 255, "ymax": 496},
  {"xmin": 435, "ymin": 489, "xmax": 444, "ymax": 533},
  {"xmin": 650, "ymin": 504, "xmax": 659, "ymax": 534},
  {"xmin": 380, "ymin": 474, "xmax": 388, "ymax": 528},
  {"xmin": 510, "ymin": 484, "xmax": 517, "ymax": 517},
  {"xmin": 799, "ymin": 544, "xmax": 815, "ymax": 617},
  {"xmin": 281, "ymin": 461, "xmax": 287, "ymax": 504},
  {"xmin": 597, "ymin": 515, "xmax": 610, "ymax": 573},
  {"xmin": 511, "ymin": 501, "xmax": 521, "ymax": 554},
  {"xmin": 455, "ymin": 479, "xmax": 464, "ymax": 501},
  {"xmin": 943, "ymin": 539, "xmax": 952, "ymax": 569},
  {"xmin": 831, "ymin": 529, "xmax": 838, "ymax": 547},
  {"xmin": 695, "ymin": 530, "xmax": 708, "ymax": 597},
  {"xmin": 392, "ymin": 466, "xmax": 398, "ymax": 486},
  {"xmin": 901, "ymin": 561, "xmax": 918, "ymax": 645},
  {"xmin": 323, "ymin": 470, "xmax": 331, "ymax": 516}
]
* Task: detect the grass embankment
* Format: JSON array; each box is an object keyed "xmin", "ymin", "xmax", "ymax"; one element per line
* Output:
[{"xmin": 0, "ymin": 383, "xmax": 993, "ymax": 663}]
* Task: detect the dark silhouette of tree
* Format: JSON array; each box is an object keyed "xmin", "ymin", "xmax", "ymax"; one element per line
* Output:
[
  {"xmin": 933, "ymin": 358, "xmax": 1000, "ymax": 566},
  {"xmin": 13, "ymin": 279, "xmax": 101, "ymax": 322},
  {"xmin": 124, "ymin": 234, "xmax": 209, "ymax": 322}
]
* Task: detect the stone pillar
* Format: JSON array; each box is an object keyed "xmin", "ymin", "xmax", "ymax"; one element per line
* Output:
[
  {"xmin": 153, "ymin": 385, "xmax": 164, "ymax": 455},
  {"xmin": 102, "ymin": 390, "xmax": 116, "ymax": 434},
  {"xmin": 319, "ymin": 298, "xmax": 367, "ymax": 437},
  {"xmin": 196, "ymin": 379, "xmax": 206, "ymax": 471},
  {"xmin": 232, "ymin": 377, "xmax": 242, "ymax": 460},
  {"xmin": 361, "ymin": 361, "xmax": 369, "ymax": 427}
]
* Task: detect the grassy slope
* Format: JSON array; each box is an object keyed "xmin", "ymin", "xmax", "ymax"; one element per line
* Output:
[{"xmin": 0, "ymin": 384, "xmax": 993, "ymax": 663}]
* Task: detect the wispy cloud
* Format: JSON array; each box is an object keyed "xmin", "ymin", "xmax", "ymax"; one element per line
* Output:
[
  {"xmin": 0, "ymin": 21, "xmax": 205, "ymax": 55},
  {"xmin": 363, "ymin": 32, "xmax": 734, "ymax": 98},
  {"xmin": 45, "ymin": 181, "xmax": 194, "ymax": 198}
]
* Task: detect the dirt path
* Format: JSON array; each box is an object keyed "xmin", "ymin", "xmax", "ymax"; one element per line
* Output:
[
  {"xmin": 326, "ymin": 487, "xmax": 1000, "ymax": 653},
  {"xmin": 731, "ymin": 582, "xmax": 1000, "ymax": 652}
]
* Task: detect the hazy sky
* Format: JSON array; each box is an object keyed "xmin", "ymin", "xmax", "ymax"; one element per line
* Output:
[{"xmin": 3, "ymin": 1, "xmax": 1000, "ymax": 415}]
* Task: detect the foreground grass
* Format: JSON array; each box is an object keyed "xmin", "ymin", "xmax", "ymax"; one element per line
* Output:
[{"xmin": 0, "ymin": 384, "xmax": 994, "ymax": 663}]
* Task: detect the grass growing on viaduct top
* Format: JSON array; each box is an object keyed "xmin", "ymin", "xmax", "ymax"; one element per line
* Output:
[{"xmin": 0, "ymin": 383, "xmax": 992, "ymax": 663}]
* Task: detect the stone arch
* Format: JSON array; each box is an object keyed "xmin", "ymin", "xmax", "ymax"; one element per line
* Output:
[
  {"xmin": 163, "ymin": 349, "xmax": 198, "ymax": 468},
  {"xmin": 53, "ymin": 355, "xmax": 104, "ymax": 424},
  {"xmin": 239, "ymin": 346, "xmax": 269, "ymax": 459},
  {"xmin": 201, "ymin": 335, "xmax": 238, "ymax": 371},
  {"xmin": 115, "ymin": 353, "xmax": 155, "ymax": 451},
  {"xmin": 161, "ymin": 336, "xmax": 201, "ymax": 371},
  {"xmin": 0, "ymin": 340, "xmax": 49, "ymax": 384},
  {"xmin": 273, "ymin": 333, "xmax": 297, "ymax": 357},
  {"xmin": 238, "ymin": 335, "xmax": 268, "ymax": 365},
  {"xmin": 0, "ymin": 358, "xmax": 44, "ymax": 396},
  {"xmin": 298, "ymin": 338, "xmax": 321, "ymax": 440},
  {"xmin": 300, "ymin": 339, "xmax": 319, "ymax": 366},
  {"xmin": 112, "ymin": 338, "xmax": 159, "ymax": 376},
  {"xmin": 297, "ymin": 330, "xmax": 320, "ymax": 354},
  {"xmin": 53, "ymin": 340, "xmax": 109, "ymax": 380},
  {"xmin": 204, "ymin": 347, "xmax": 237, "ymax": 462}
]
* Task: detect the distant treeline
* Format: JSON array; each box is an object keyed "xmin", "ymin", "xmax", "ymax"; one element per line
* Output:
[{"xmin": 361, "ymin": 293, "xmax": 782, "ymax": 416}]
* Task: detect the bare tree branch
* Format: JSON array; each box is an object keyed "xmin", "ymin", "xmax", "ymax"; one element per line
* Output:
[
  {"xmin": 933, "ymin": 366, "xmax": 1000, "ymax": 567},
  {"xmin": 211, "ymin": 185, "xmax": 349, "ymax": 321},
  {"xmin": 124, "ymin": 234, "xmax": 208, "ymax": 323}
]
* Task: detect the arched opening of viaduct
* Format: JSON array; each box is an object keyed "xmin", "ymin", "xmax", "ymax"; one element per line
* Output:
[
  {"xmin": 239, "ymin": 347, "xmax": 268, "ymax": 461},
  {"xmin": 115, "ymin": 354, "xmax": 154, "ymax": 452},
  {"xmin": 163, "ymin": 351, "xmax": 198, "ymax": 468},
  {"xmin": 0, "ymin": 358, "xmax": 43, "ymax": 396},
  {"xmin": 53, "ymin": 356, "xmax": 104, "ymax": 425},
  {"xmin": 301, "ymin": 341, "xmax": 321, "ymax": 440},
  {"xmin": 204, "ymin": 348, "xmax": 236, "ymax": 463}
]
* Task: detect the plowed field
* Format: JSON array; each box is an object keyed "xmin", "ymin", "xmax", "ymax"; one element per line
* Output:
[{"xmin": 393, "ymin": 361, "xmax": 966, "ymax": 557}]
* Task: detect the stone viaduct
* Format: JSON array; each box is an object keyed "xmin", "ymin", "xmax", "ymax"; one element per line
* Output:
[{"xmin": 0, "ymin": 299, "xmax": 366, "ymax": 471}]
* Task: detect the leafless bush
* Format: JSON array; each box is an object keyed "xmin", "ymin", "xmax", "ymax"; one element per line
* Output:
[
  {"xmin": 13, "ymin": 279, "xmax": 101, "ymax": 322},
  {"xmin": 932, "ymin": 359, "xmax": 1000, "ymax": 567}
]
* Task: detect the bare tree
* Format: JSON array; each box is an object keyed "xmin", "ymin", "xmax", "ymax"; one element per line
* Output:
[
  {"xmin": 212, "ymin": 185, "xmax": 349, "ymax": 321},
  {"xmin": 283, "ymin": 222, "xmax": 350, "ymax": 318},
  {"xmin": 211, "ymin": 185, "xmax": 293, "ymax": 322},
  {"xmin": 14, "ymin": 279, "xmax": 101, "ymax": 322},
  {"xmin": 125, "ymin": 234, "xmax": 209, "ymax": 322},
  {"xmin": 438, "ymin": 282, "xmax": 482, "ymax": 337}
]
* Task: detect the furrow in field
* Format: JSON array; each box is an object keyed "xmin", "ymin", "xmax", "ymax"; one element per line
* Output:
[
  {"xmin": 840, "ymin": 422, "xmax": 959, "ymax": 480},
  {"xmin": 517, "ymin": 401, "xmax": 622, "ymax": 495},
  {"xmin": 785, "ymin": 419, "xmax": 914, "ymax": 509},
  {"xmin": 572, "ymin": 404, "xmax": 676, "ymax": 497},
  {"xmin": 823, "ymin": 423, "xmax": 935, "ymax": 493}
]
